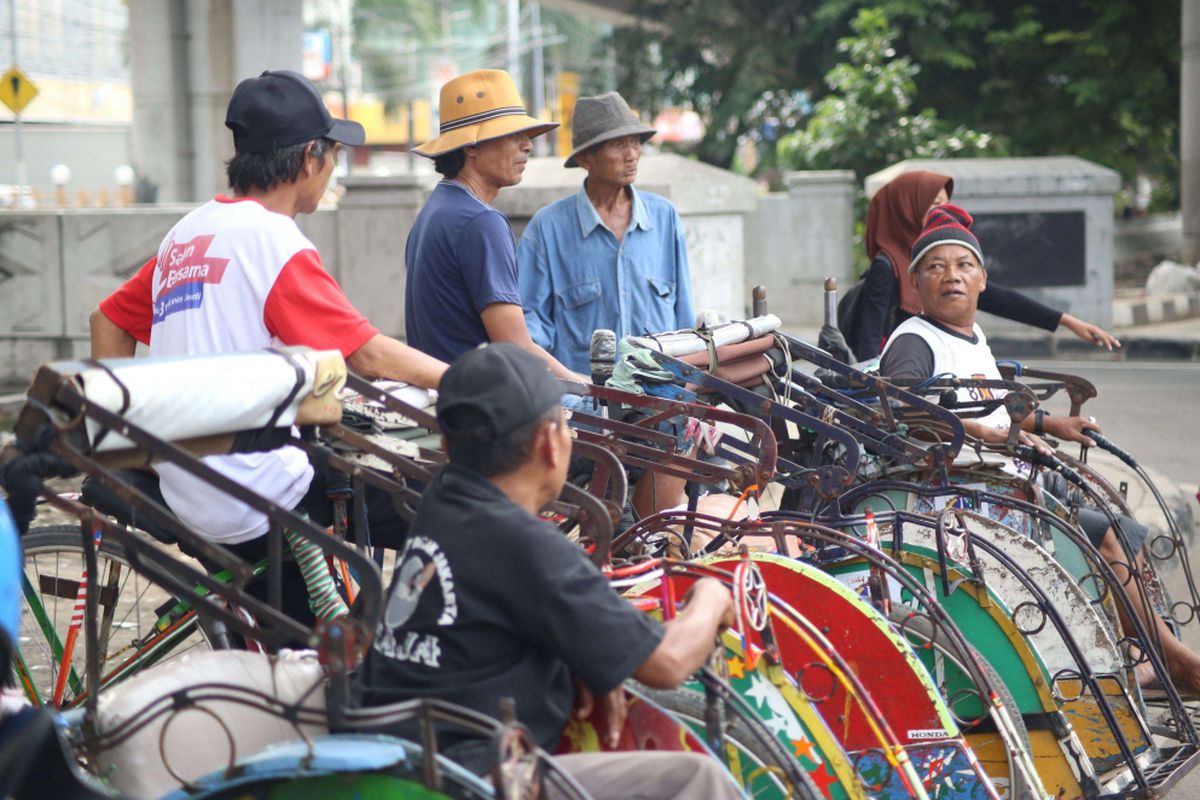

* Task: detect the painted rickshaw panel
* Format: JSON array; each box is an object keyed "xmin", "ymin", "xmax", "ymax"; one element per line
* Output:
[
  {"xmin": 624, "ymin": 590, "xmax": 864, "ymax": 798},
  {"xmin": 847, "ymin": 551, "xmax": 1093, "ymax": 798},
  {"xmin": 699, "ymin": 552, "xmax": 956, "ymax": 746},
  {"xmin": 822, "ymin": 554, "xmax": 1052, "ymax": 715},
  {"xmin": 557, "ymin": 683, "xmax": 794, "ymax": 796},
  {"xmin": 701, "ymin": 554, "xmax": 997, "ymax": 800},
  {"xmin": 882, "ymin": 518, "xmax": 1152, "ymax": 774},
  {"xmin": 705, "ymin": 633, "xmax": 865, "ymax": 800}
]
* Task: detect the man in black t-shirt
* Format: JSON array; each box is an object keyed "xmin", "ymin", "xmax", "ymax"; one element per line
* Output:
[{"xmin": 363, "ymin": 342, "xmax": 743, "ymax": 798}]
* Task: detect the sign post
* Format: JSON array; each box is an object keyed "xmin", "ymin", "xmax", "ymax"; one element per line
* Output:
[{"xmin": 4, "ymin": 2, "xmax": 38, "ymax": 205}]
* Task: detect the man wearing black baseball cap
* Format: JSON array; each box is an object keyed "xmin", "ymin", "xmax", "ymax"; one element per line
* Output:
[
  {"xmin": 363, "ymin": 342, "xmax": 741, "ymax": 797},
  {"xmin": 87, "ymin": 70, "xmax": 446, "ymax": 625}
]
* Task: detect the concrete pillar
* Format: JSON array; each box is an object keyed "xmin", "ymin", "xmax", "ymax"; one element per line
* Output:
[
  {"xmin": 741, "ymin": 170, "xmax": 855, "ymax": 327},
  {"xmin": 335, "ymin": 175, "xmax": 432, "ymax": 337},
  {"xmin": 1183, "ymin": 0, "xmax": 1200, "ymax": 265},
  {"xmin": 129, "ymin": 0, "xmax": 193, "ymax": 203},
  {"xmin": 128, "ymin": 0, "xmax": 303, "ymax": 203}
]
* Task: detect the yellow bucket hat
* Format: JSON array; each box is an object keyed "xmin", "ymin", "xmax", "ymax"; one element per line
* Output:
[{"xmin": 414, "ymin": 69, "xmax": 558, "ymax": 158}]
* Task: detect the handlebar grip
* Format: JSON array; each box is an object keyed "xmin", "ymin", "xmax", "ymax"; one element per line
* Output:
[
  {"xmin": 1085, "ymin": 429, "xmax": 1138, "ymax": 469},
  {"xmin": 1014, "ymin": 445, "xmax": 1086, "ymax": 488}
]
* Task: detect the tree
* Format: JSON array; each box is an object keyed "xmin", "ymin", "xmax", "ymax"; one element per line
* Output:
[
  {"xmin": 776, "ymin": 8, "xmax": 1001, "ymax": 180},
  {"xmin": 607, "ymin": 0, "xmax": 846, "ymax": 168},
  {"xmin": 607, "ymin": 0, "xmax": 1180, "ymax": 201}
]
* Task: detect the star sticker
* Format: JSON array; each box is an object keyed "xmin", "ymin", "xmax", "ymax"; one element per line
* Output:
[
  {"xmin": 808, "ymin": 762, "xmax": 838, "ymax": 798},
  {"xmin": 743, "ymin": 672, "xmax": 774, "ymax": 710},
  {"xmin": 726, "ymin": 655, "xmax": 745, "ymax": 679},
  {"xmin": 763, "ymin": 713, "xmax": 790, "ymax": 736},
  {"xmin": 791, "ymin": 737, "xmax": 815, "ymax": 762}
]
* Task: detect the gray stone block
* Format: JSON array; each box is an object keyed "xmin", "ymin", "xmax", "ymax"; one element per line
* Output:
[
  {"xmin": 335, "ymin": 175, "xmax": 431, "ymax": 337},
  {"xmin": 0, "ymin": 213, "xmax": 64, "ymax": 338},
  {"xmin": 744, "ymin": 171, "xmax": 854, "ymax": 326},
  {"xmin": 59, "ymin": 208, "xmax": 190, "ymax": 337}
]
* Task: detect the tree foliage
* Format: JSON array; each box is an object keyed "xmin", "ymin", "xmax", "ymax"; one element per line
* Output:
[
  {"xmin": 608, "ymin": 0, "xmax": 1180, "ymax": 197},
  {"xmin": 777, "ymin": 8, "xmax": 1000, "ymax": 180}
]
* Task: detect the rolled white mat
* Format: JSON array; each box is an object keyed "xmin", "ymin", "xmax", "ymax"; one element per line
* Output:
[{"xmin": 627, "ymin": 314, "xmax": 782, "ymax": 357}]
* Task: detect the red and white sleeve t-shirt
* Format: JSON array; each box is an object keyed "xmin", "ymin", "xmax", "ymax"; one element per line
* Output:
[{"xmin": 101, "ymin": 196, "xmax": 378, "ymax": 544}]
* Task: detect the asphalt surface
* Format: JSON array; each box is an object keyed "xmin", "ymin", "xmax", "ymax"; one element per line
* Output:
[{"xmin": 1018, "ymin": 358, "xmax": 1200, "ymax": 488}]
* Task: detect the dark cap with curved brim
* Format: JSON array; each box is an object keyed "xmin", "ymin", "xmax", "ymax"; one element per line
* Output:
[
  {"xmin": 225, "ymin": 70, "xmax": 366, "ymax": 153},
  {"xmin": 437, "ymin": 343, "xmax": 563, "ymax": 440}
]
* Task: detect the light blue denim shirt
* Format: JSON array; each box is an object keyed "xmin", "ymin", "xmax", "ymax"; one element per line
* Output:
[{"xmin": 517, "ymin": 184, "xmax": 695, "ymax": 374}]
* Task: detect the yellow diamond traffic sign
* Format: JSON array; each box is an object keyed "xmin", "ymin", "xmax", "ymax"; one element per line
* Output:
[{"xmin": 0, "ymin": 67, "xmax": 38, "ymax": 115}]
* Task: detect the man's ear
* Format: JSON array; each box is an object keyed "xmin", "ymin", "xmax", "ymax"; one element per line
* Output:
[
  {"xmin": 909, "ymin": 270, "xmax": 921, "ymax": 292},
  {"xmin": 301, "ymin": 142, "xmax": 320, "ymax": 176},
  {"xmin": 979, "ymin": 267, "xmax": 987, "ymax": 292},
  {"xmin": 540, "ymin": 422, "xmax": 562, "ymax": 470},
  {"xmin": 463, "ymin": 145, "xmax": 477, "ymax": 161}
]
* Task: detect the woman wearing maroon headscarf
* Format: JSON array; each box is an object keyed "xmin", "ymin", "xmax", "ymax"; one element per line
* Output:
[{"xmin": 841, "ymin": 170, "xmax": 1121, "ymax": 361}]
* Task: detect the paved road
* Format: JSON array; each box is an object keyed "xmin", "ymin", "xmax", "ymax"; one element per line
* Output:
[{"xmin": 1022, "ymin": 359, "xmax": 1200, "ymax": 489}]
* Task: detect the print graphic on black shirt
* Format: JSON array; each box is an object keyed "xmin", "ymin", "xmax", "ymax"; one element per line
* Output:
[{"xmin": 376, "ymin": 535, "xmax": 458, "ymax": 668}]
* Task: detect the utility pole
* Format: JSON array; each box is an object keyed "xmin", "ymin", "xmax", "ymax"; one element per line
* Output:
[
  {"xmin": 1183, "ymin": 0, "xmax": 1200, "ymax": 264},
  {"xmin": 9, "ymin": 0, "xmax": 27, "ymax": 203},
  {"xmin": 507, "ymin": 0, "xmax": 520, "ymax": 80},
  {"xmin": 531, "ymin": 2, "xmax": 545, "ymax": 156},
  {"xmin": 339, "ymin": 0, "xmax": 353, "ymax": 176}
]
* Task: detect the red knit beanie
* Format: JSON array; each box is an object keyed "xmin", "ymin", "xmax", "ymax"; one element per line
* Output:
[{"xmin": 909, "ymin": 203, "xmax": 984, "ymax": 272}]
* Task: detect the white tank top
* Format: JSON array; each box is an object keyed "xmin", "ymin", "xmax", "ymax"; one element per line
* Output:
[{"xmin": 884, "ymin": 316, "xmax": 1012, "ymax": 432}]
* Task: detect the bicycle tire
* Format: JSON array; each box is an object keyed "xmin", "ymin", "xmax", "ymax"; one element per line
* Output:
[{"xmin": 17, "ymin": 524, "xmax": 224, "ymax": 709}]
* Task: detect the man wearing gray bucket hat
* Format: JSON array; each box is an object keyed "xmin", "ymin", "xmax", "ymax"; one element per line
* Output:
[{"xmin": 517, "ymin": 92, "xmax": 694, "ymax": 374}]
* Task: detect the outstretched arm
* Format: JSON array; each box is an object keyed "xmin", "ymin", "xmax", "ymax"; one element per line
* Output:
[
  {"xmin": 1058, "ymin": 313, "xmax": 1121, "ymax": 351},
  {"xmin": 346, "ymin": 334, "xmax": 446, "ymax": 389},
  {"xmin": 978, "ymin": 284, "xmax": 1121, "ymax": 350},
  {"xmin": 481, "ymin": 302, "xmax": 589, "ymax": 383}
]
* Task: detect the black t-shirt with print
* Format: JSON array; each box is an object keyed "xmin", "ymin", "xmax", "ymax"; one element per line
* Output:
[{"xmin": 362, "ymin": 464, "xmax": 664, "ymax": 751}]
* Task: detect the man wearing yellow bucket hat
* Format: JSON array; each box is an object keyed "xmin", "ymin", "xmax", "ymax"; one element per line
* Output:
[{"xmin": 405, "ymin": 69, "xmax": 584, "ymax": 382}]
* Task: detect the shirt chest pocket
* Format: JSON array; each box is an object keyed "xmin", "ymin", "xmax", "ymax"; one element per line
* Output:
[
  {"xmin": 646, "ymin": 276, "xmax": 675, "ymax": 301},
  {"xmin": 554, "ymin": 279, "xmax": 602, "ymax": 350},
  {"xmin": 556, "ymin": 279, "xmax": 601, "ymax": 310}
]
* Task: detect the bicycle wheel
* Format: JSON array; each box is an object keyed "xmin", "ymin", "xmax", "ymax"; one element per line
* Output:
[{"xmin": 15, "ymin": 524, "xmax": 222, "ymax": 709}]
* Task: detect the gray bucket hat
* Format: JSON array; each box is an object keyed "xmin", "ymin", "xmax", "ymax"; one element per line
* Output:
[{"xmin": 564, "ymin": 92, "xmax": 657, "ymax": 168}]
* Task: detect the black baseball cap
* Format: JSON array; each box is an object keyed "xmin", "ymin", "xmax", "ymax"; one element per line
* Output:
[
  {"xmin": 225, "ymin": 70, "xmax": 366, "ymax": 153},
  {"xmin": 437, "ymin": 343, "xmax": 563, "ymax": 439}
]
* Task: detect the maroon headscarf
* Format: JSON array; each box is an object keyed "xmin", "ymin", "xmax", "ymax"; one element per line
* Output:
[{"xmin": 865, "ymin": 170, "xmax": 954, "ymax": 315}]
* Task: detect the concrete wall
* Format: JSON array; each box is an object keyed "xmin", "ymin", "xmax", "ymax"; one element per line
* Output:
[
  {"xmin": 744, "ymin": 171, "xmax": 855, "ymax": 327},
  {"xmin": 867, "ymin": 157, "xmax": 1119, "ymax": 330},
  {"xmin": 0, "ymin": 153, "xmax": 761, "ymax": 384}
]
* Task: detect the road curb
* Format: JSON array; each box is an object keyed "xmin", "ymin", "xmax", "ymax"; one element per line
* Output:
[
  {"xmin": 989, "ymin": 334, "xmax": 1200, "ymax": 361},
  {"xmin": 1113, "ymin": 292, "xmax": 1200, "ymax": 327}
]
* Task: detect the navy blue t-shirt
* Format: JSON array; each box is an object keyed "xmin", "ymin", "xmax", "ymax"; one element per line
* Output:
[
  {"xmin": 362, "ymin": 464, "xmax": 664, "ymax": 751},
  {"xmin": 404, "ymin": 181, "xmax": 522, "ymax": 362}
]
